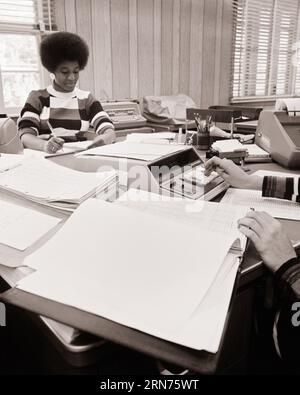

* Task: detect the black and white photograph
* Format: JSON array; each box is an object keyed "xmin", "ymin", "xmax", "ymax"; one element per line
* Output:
[{"xmin": 0, "ymin": 0, "xmax": 299, "ymax": 379}]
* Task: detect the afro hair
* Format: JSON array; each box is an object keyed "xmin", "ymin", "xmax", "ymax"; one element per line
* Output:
[{"xmin": 40, "ymin": 32, "xmax": 89, "ymax": 72}]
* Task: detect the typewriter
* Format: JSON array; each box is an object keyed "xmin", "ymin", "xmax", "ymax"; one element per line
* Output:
[{"xmin": 102, "ymin": 101, "xmax": 147, "ymax": 130}]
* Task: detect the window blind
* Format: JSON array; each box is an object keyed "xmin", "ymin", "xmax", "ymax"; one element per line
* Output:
[
  {"xmin": 232, "ymin": 0, "xmax": 300, "ymax": 100},
  {"xmin": 0, "ymin": 0, "xmax": 57, "ymax": 31}
]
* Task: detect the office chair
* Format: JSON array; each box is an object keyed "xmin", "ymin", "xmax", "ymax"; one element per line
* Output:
[
  {"xmin": 208, "ymin": 105, "xmax": 262, "ymax": 122},
  {"xmin": 0, "ymin": 117, "xmax": 23, "ymax": 154}
]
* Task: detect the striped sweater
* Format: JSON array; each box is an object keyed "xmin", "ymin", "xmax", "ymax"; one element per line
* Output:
[
  {"xmin": 263, "ymin": 175, "xmax": 300, "ymax": 363},
  {"xmin": 263, "ymin": 175, "xmax": 300, "ymax": 203},
  {"xmin": 262, "ymin": 176, "xmax": 300, "ymax": 305},
  {"xmin": 18, "ymin": 85, "xmax": 114, "ymax": 137}
]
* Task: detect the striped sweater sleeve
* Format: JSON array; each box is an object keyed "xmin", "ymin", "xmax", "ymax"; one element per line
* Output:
[
  {"xmin": 262, "ymin": 176, "xmax": 300, "ymax": 202},
  {"xmin": 86, "ymin": 94, "xmax": 114, "ymax": 135},
  {"xmin": 17, "ymin": 90, "xmax": 42, "ymax": 137},
  {"xmin": 274, "ymin": 258, "xmax": 300, "ymax": 302}
]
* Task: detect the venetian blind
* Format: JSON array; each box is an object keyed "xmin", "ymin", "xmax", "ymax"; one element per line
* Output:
[
  {"xmin": 231, "ymin": 0, "xmax": 300, "ymax": 100},
  {"xmin": 0, "ymin": 0, "xmax": 57, "ymax": 31}
]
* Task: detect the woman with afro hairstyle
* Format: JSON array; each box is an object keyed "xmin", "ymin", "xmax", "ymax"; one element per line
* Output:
[{"xmin": 18, "ymin": 32, "xmax": 115, "ymax": 154}]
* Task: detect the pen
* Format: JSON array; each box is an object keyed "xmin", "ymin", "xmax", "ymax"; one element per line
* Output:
[
  {"xmin": 47, "ymin": 120, "xmax": 56, "ymax": 137},
  {"xmin": 47, "ymin": 120, "xmax": 64, "ymax": 152},
  {"xmin": 245, "ymin": 207, "xmax": 255, "ymax": 251}
]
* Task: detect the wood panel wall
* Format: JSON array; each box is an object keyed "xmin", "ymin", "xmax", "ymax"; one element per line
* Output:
[{"xmin": 55, "ymin": 0, "xmax": 233, "ymax": 106}]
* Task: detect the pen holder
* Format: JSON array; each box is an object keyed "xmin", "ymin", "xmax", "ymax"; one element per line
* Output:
[{"xmin": 196, "ymin": 120, "xmax": 210, "ymax": 151}]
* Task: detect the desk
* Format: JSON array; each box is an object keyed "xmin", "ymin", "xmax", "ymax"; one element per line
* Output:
[{"xmin": 0, "ymin": 153, "xmax": 299, "ymax": 374}]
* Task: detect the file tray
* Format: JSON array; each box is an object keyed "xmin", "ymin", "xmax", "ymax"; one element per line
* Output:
[{"xmin": 147, "ymin": 147, "xmax": 228, "ymax": 200}]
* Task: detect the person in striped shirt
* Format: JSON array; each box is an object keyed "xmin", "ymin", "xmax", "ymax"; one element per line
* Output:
[
  {"xmin": 205, "ymin": 156, "xmax": 300, "ymax": 367},
  {"xmin": 18, "ymin": 32, "xmax": 115, "ymax": 154}
]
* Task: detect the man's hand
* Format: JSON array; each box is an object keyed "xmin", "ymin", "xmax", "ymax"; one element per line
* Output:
[
  {"xmin": 204, "ymin": 156, "xmax": 263, "ymax": 190},
  {"xmin": 44, "ymin": 137, "xmax": 64, "ymax": 154},
  {"xmin": 238, "ymin": 210, "xmax": 296, "ymax": 272}
]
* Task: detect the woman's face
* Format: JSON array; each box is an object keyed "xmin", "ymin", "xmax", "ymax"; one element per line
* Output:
[{"xmin": 53, "ymin": 61, "xmax": 80, "ymax": 92}]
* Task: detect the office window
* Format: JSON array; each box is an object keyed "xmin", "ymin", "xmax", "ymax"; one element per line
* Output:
[
  {"xmin": 231, "ymin": 0, "xmax": 300, "ymax": 101},
  {"xmin": 0, "ymin": 0, "xmax": 57, "ymax": 114}
]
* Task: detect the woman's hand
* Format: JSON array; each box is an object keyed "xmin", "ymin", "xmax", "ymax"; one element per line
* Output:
[
  {"xmin": 238, "ymin": 210, "xmax": 296, "ymax": 272},
  {"xmin": 204, "ymin": 156, "xmax": 263, "ymax": 190},
  {"xmin": 44, "ymin": 136, "xmax": 64, "ymax": 154},
  {"xmin": 87, "ymin": 129, "xmax": 116, "ymax": 149}
]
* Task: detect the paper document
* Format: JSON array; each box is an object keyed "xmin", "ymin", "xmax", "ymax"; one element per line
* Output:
[
  {"xmin": 244, "ymin": 144, "xmax": 271, "ymax": 162},
  {"xmin": 253, "ymin": 170, "xmax": 299, "ymax": 179},
  {"xmin": 0, "ymin": 264, "xmax": 34, "ymax": 287},
  {"xmin": 0, "ymin": 154, "xmax": 23, "ymax": 172},
  {"xmin": 118, "ymin": 189, "xmax": 248, "ymax": 251},
  {"xmin": 221, "ymin": 188, "xmax": 300, "ymax": 220},
  {"xmin": 76, "ymin": 141, "xmax": 188, "ymax": 161},
  {"xmin": 0, "ymin": 200, "xmax": 61, "ymax": 250},
  {"xmin": 17, "ymin": 199, "xmax": 242, "ymax": 352},
  {"xmin": 211, "ymin": 139, "xmax": 246, "ymax": 153},
  {"xmin": 279, "ymin": 98, "xmax": 300, "ymax": 116},
  {"xmin": 45, "ymin": 140, "xmax": 93, "ymax": 157},
  {"xmin": 0, "ymin": 158, "xmax": 118, "ymax": 210}
]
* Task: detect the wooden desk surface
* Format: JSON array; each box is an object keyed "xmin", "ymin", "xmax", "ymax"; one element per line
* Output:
[{"xmin": 1, "ymin": 151, "xmax": 299, "ymax": 374}]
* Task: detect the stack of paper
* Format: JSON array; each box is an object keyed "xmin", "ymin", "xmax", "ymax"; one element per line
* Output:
[
  {"xmin": 244, "ymin": 144, "xmax": 271, "ymax": 162},
  {"xmin": 15, "ymin": 199, "xmax": 247, "ymax": 353},
  {"xmin": 211, "ymin": 139, "xmax": 247, "ymax": 153},
  {"xmin": 0, "ymin": 158, "xmax": 118, "ymax": 211},
  {"xmin": 0, "ymin": 200, "xmax": 61, "ymax": 251},
  {"xmin": 76, "ymin": 141, "xmax": 188, "ymax": 161}
]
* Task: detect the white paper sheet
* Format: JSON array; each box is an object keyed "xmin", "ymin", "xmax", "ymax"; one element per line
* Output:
[
  {"xmin": 76, "ymin": 141, "xmax": 188, "ymax": 161},
  {"xmin": 221, "ymin": 188, "xmax": 300, "ymax": 220},
  {"xmin": 253, "ymin": 169, "xmax": 299, "ymax": 178},
  {"xmin": 0, "ymin": 264, "xmax": 34, "ymax": 287},
  {"xmin": 280, "ymin": 98, "xmax": 300, "ymax": 116},
  {"xmin": 118, "ymin": 189, "xmax": 248, "ymax": 250},
  {"xmin": 17, "ymin": 199, "xmax": 239, "ymax": 351},
  {"xmin": 0, "ymin": 154, "xmax": 24, "ymax": 172},
  {"xmin": 245, "ymin": 144, "xmax": 270, "ymax": 158},
  {"xmin": 24, "ymin": 141, "xmax": 93, "ymax": 159},
  {"xmin": 0, "ymin": 200, "xmax": 61, "ymax": 250}
]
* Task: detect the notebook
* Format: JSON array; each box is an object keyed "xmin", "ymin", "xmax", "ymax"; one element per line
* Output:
[{"xmin": 11, "ymin": 198, "xmax": 248, "ymax": 353}]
